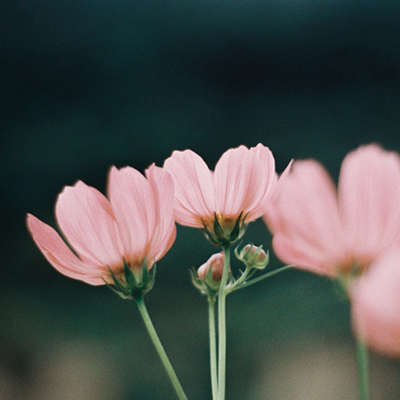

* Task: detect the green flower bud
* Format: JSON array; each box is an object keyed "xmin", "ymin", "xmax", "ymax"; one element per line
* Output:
[
  {"xmin": 236, "ymin": 244, "xmax": 269, "ymax": 270},
  {"xmin": 198, "ymin": 252, "xmax": 225, "ymax": 281}
]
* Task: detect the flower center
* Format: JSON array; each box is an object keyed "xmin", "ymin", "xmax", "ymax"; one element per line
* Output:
[
  {"xmin": 335, "ymin": 255, "xmax": 372, "ymax": 296},
  {"xmin": 109, "ymin": 257, "xmax": 148, "ymax": 282}
]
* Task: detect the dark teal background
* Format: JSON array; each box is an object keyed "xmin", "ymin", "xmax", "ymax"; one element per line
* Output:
[{"xmin": 2, "ymin": 1, "xmax": 400, "ymax": 398}]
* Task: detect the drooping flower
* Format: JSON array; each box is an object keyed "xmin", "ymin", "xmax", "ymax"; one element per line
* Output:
[
  {"xmin": 164, "ymin": 143, "xmax": 280, "ymax": 245},
  {"xmin": 27, "ymin": 165, "xmax": 176, "ymax": 290},
  {"xmin": 263, "ymin": 144, "xmax": 400, "ymax": 279},
  {"xmin": 351, "ymin": 250, "xmax": 400, "ymax": 357}
]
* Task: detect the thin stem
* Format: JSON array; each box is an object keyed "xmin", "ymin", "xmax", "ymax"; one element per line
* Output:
[
  {"xmin": 135, "ymin": 296, "xmax": 188, "ymax": 400},
  {"xmin": 230, "ymin": 266, "xmax": 254, "ymax": 289},
  {"xmin": 231, "ymin": 265, "xmax": 293, "ymax": 292},
  {"xmin": 356, "ymin": 336, "xmax": 369, "ymax": 400},
  {"xmin": 208, "ymin": 295, "xmax": 219, "ymax": 400},
  {"xmin": 217, "ymin": 244, "xmax": 231, "ymax": 400}
]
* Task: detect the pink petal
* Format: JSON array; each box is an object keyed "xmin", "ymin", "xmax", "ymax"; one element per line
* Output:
[
  {"xmin": 145, "ymin": 165, "xmax": 177, "ymax": 262},
  {"xmin": 27, "ymin": 214, "xmax": 107, "ymax": 285},
  {"xmin": 242, "ymin": 144, "xmax": 278, "ymax": 219},
  {"xmin": 262, "ymin": 159, "xmax": 293, "ymax": 224},
  {"xmin": 339, "ymin": 144, "xmax": 400, "ymax": 261},
  {"xmin": 214, "ymin": 144, "xmax": 278, "ymax": 221},
  {"xmin": 264, "ymin": 160, "xmax": 345, "ymax": 275},
  {"xmin": 55, "ymin": 181, "xmax": 124, "ymax": 268},
  {"xmin": 108, "ymin": 166, "xmax": 155, "ymax": 264},
  {"xmin": 214, "ymin": 145, "xmax": 252, "ymax": 217},
  {"xmin": 163, "ymin": 150, "xmax": 216, "ymax": 227},
  {"xmin": 271, "ymin": 234, "xmax": 336, "ymax": 277},
  {"xmin": 351, "ymin": 250, "xmax": 400, "ymax": 357}
]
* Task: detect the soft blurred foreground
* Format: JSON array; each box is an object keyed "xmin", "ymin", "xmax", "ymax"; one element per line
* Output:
[{"xmin": 2, "ymin": 223, "xmax": 400, "ymax": 399}]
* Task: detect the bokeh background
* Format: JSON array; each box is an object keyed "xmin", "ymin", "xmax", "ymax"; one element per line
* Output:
[{"xmin": 2, "ymin": 0, "xmax": 400, "ymax": 399}]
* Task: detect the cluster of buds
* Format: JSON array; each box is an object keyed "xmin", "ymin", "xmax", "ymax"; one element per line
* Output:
[
  {"xmin": 191, "ymin": 252, "xmax": 229, "ymax": 296},
  {"xmin": 192, "ymin": 245, "xmax": 270, "ymax": 297},
  {"xmin": 235, "ymin": 244, "xmax": 269, "ymax": 270}
]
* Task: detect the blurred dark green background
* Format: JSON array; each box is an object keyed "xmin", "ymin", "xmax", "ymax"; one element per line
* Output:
[{"xmin": 2, "ymin": 0, "xmax": 400, "ymax": 399}]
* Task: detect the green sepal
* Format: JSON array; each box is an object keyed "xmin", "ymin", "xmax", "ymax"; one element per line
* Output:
[
  {"xmin": 109, "ymin": 266, "xmax": 131, "ymax": 296},
  {"xmin": 201, "ymin": 212, "xmax": 248, "ymax": 247},
  {"xmin": 205, "ymin": 261, "xmax": 214, "ymax": 281},
  {"xmin": 190, "ymin": 266, "xmax": 221, "ymax": 297},
  {"xmin": 104, "ymin": 259, "xmax": 156, "ymax": 300},
  {"xmin": 144, "ymin": 261, "xmax": 156, "ymax": 293},
  {"xmin": 104, "ymin": 278, "xmax": 130, "ymax": 299},
  {"xmin": 190, "ymin": 267, "xmax": 208, "ymax": 295},
  {"xmin": 233, "ymin": 242, "xmax": 242, "ymax": 259},
  {"xmin": 200, "ymin": 219, "xmax": 222, "ymax": 246},
  {"xmin": 123, "ymin": 259, "xmax": 138, "ymax": 288},
  {"xmin": 213, "ymin": 213, "xmax": 226, "ymax": 243},
  {"xmin": 228, "ymin": 211, "xmax": 244, "ymax": 242}
]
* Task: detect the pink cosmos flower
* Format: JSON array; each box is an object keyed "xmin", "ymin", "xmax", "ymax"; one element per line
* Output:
[
  {"xmin": 264, "ymin": 144, "xmax": 400, "ymax": 278},
  {"xmin": 27, "ymin": 165, "xmax": 176, "ymax": 286},
  {"xmin": 164, "ymin": 144, "xmax": 279, "ymax": 242},
  {"xmin": 351, "ymin": 250, "xmax": 400, "ymax": 357}
]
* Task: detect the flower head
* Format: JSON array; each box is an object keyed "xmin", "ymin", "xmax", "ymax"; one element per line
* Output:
[
  {"xmin": 164, "ymin": 144, "xmax": 279, "ymax": 245},
  {"xmin": 27, "ymin": 165, "xmax": 176, "ymax": 292},
  {"xmin": 264, "ymin": 144, "xmax": 400, "ymax": 279},
  {"xmin": 351, "ymin": 250, "xmax": 400, "ymax": 357}
]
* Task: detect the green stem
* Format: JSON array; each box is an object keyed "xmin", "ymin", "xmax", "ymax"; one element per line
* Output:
[
  {"xmin": 135, "ymin": 296, "xmax": 189, "ymax": 400},
  {"xmin": 356, "ymin": 336, "xmax": 369, "ymax": 400},
  {"xmin": 231, "ymin": 264, "xmax": 293, "ymax": 292},
  {"xmin": 217, "ymin": 244, "xmax": 231, "ymax": 400},
  {"xmin": 208, "ymin": 295, "xmax": 219, "ymax": 400}
]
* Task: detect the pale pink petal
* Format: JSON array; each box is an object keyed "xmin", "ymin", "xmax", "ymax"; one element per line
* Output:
[
  {"xmin": 155, "ymin": 227, "xmax": 177, "ymax": 263},
  {"xmin": 264, "ymin": 160, "xmax": 345, "ymax": 275},
  {"xmin": 27, "ymin": 214, "xmax": 107, "ymax": 285},
  {"xmin": 163, "ymin": 150, "xmax": 216, "ymax": 226},
  {"xmin": 262, "ymin": 160, "xmax": 293, "ymax": 222},
  {"xmin": 108, "ymin": 166, "xmax": 155, "ymax": 264},
  {"xmin": 339, "ymin": 144, "xmax": 400, "ymax": 261},
  {"xmin": 145, "ymin": 165, "xmax": 177, "ymax": 262},
  {"xmin": 351, "ymin": 250, "xmax": 400, "ymax": 357},
  {"xmin": 242, "ymin": 144, "xmax": 278, "ymax": 219},
  {"xmin": 55, "ymin": 181, "xmax": 124, "ymax": 268},
  {"xmin": 271, "ymin": 234, "xmax": 336, "ymax": 277},
  {"xmin": 214, "ymin": 144, "xmax": 278, "ymax": 220},
  {"xmin": 214, "ymin": 145, "xmax": 252, "ymax": 217}
]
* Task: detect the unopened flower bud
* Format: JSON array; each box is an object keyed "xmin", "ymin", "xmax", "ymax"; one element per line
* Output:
[
  {"xmin": 236, "ymin": 244, "xmax": 269, "ymax": 270},
  {"xmin": 198, "ymin": 252, "xmax": 226, "ymax": 281}
]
